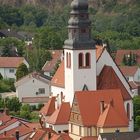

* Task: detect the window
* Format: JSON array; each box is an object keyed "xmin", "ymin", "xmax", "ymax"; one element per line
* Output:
[
  {"xmin": 127, "ymin": 103, "xmax": 130, "ymax": 120},
  {"xmin": 69, "ymin": 53, "xmax": 71, "ymax": 68},
  {"xmin": 79, "ymin": 126, "xmax": 81, "ymax": 135},
  {"xmin": 71, "ymin": 124, "xmax": 73, "ymax": 133},
  {"xmin": 66, "ymin": 52, "xmax": 71, "ymax": 68},
  {"xmin": 9, "ymin": 69, "xmax": 14, "ymax": 73},
  {"xmin": 85, "ymin": 53, "xmax": 91, "ymax": 67},
  {"xmin": 38, "ymin": 88, "xmax": 45, "ymax": 94},
  {"xmin": 79, "ymin": 53, "xmax": 84, "ymax": 68}
]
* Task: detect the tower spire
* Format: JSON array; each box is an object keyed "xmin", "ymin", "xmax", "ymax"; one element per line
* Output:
[{"xmin": 64, "ymin": 0, "xmax": 95, "ymax": 50}]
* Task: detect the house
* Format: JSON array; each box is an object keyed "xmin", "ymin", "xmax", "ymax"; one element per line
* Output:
[
  {"xmin": 50, "ymin": 0, "xmax": 134, "ymax": 138},
  {"xmin": 15, "ymin": 72, "xmax": 51, "ymax": 104},
  {"xmin": 98, "ymin": 131, "xmax": 140, "ymax": 140},
  {"xmin": 69, "ymin": 90, "xmax": 129, "ymax": 139},
  {"xmin": 0, "ymin": 57, "xmax": 29, "ymax": 79},
  {"xmin": 115, "ymin": 49, "xmax": 140, "ymax": 66},
  {"xmin": 42, "ymin": 50, "xmax": 63, "ymax": 76},
  {"xmin": 119, "ymin": 66, "xmax": 140, "ymax": 96}
]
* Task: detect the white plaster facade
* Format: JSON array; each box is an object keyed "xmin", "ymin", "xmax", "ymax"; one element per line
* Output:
[
  {"xmin": 0, "ymin": 59, "xmax": 29, "ymax": 80},
  {"xmin": 15, "ymin": 75, "xmax": 51, "ymax": 103},
  {"xmin": 64, "ymin": 49, "xmax": 96, "ymax": 104}
]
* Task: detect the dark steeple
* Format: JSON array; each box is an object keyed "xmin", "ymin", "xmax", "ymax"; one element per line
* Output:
[{"xmin": 64, "ymin": 0, "xmax": 95, "ymax": 50}]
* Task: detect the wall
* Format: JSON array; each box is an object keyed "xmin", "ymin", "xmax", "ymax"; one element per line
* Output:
[
  {"xmin": 134, "ymin": 68, "xmax": 140, "ymax": 82},
  {"xmin": 16, "ymin": 77, "xmax": 50, "ymax": 102}
]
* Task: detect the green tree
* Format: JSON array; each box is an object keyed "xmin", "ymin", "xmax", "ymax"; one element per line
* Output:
[
  {"xmin": 0, "ymin": 73, "xmax": 3, "ymax": 80},
  {"xmin": 16, "ymin": 63, "xmax": 29, "ymax": 80},
  {"xmin": 20, "ymin": 104, "xmax": 31, "ymax": 119}
]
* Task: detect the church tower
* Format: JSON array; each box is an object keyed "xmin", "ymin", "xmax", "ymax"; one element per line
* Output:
[{"xmin": 64, "ymin": 0, "xmax": 96, "ymax": 103}]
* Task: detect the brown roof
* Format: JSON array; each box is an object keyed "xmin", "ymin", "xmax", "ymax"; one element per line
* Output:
[
  {"xmin": 22, "ymin": 97, "xmax": 49, "ymax": 103},
  {"xmin": 42, "ymin": 50, "xmax": 63, "ymax": 72},
  {"xmin": 50, "ymin": 133, "xmax": 72, "ymax": 140},
  {"xmin": 40, "ymin": 97, "xmax": 56, "ymax": 116},
  {"xmin": 119, "ymin": 66, "xmax": 138, "ymax": 76},
  {"xmin": 115, "ymin": 49, "xmax": 140, "ymax": 65},
  {"xmin": 0, "ymin": 57, "xmax": 24, "ymax": 68},
  {"xmin": 97, "ymin": 65, "xmax": 131, "ymax": 101},
  {"xmin": 51, "ymin": 46, "xmax": 104, "ymax": 88},
  {"xmin": 51, "ymin": 60, "xmax": 65, "ymax": 88},
  {"xmin": 0, "ymin": 113, "xmax": 11, "ymax": 123},
  {"xmin": 47, "ymin": 102, "xmax": 70, "ymax": 125},
  {"xmin": 129, "ymin": 81, "xmax": 138, "ymax": 89},
  {"xmin": 73, "ymin": 89, "xmax": 128, "ymax": 127}
]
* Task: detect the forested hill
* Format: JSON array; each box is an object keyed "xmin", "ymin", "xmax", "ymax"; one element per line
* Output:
[{"xmin": 0, "ymin": 0, "xmax": 139, "ymax": 8}]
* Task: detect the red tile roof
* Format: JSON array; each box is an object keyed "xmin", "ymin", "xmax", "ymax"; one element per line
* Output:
[
  {"xmin": 96, "ymin": 45, "xmax": 105, "ymax": 61},
  {"xmin": 74, "ymin": 89, "xmax": 128, "ymax": 127},
  {"xmin": 42, "ymin": 50, "xmax": 63, "ymax": 72},
  {"xmin": 40, "ymin": 97, "xmax": 56, "ymax": 116},
  {"xmin": 51, "ymin": 60, "xmax": 65, "ymax": 88},
  {"xmin": 0, "ymin": 113, "xmax": 11, "ymax": 124},
  {"xmin": 115, "ymin": 50, "xmax": 140, "ymax": 65},
  {"xmin": 0, "ymin": 57, "xmax": 24, "ymax": 68},
  {"xmin": 0, "ymin": 137, "xmax": 16, "ymax": 140},
  {"xmin": 129, "ymin": 81, "xmax": 138, "ymax": 89},
  {"xmin": 97, "ymin": 65, "xmax": 131, "ymax": 101},
  {"xmin": 22, "ymin": 97, "xmax": 49, "ymax": 103},
  {"xmin": 47, "ymin": 102, "xmax": 70, "ymax": 125},
  {"xmin": 0, "ymin": 123, "xmax": 33, "ymax": 138},
  {"xmin": 50, "ymin": 133, "xmax": 72, "ymax": 140},
  {"xmin": 119, "ymin": 66, "xmax": 138, "ymax": 76}
]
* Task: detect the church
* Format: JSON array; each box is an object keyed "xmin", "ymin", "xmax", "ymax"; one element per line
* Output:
[{"xmin": 49, "ymin": 0, "xmax": 134, "ymax": 138}]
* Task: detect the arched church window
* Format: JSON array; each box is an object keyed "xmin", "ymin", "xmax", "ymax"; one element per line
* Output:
[
  {"xmin": 79, "ymin": 53, "xmax": 84, "ymax": 68},
  {"xmin": 69, "ymin": 53, "xmax": 71, "ymax": 68},
  {"xmin": 66, "ymin": 52, "xmax": 68, "ymax": 68},
  {"xmin": 127, "ymin": 103, "xmax": 130, "ymax": 120},
  {"xmin": 85, "ymin": 53, "xmax": 90, "ymax": 67}
]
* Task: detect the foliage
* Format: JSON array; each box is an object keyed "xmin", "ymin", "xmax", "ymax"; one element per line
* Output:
[
  {"xmin": 16, "ymin": 63, "xmax": 29, "ymax": 80},
  {"xmin": 0, "ymin": 79, "xmax": 15, "ymax": 93},
  {"xmin": 133, "ymin": 96, "xmax": 140, "ymax": 131},
  {"xmin": 20, "ymin": 104, "xmax": 31, "ymax": 119},
  {"xmin": 0, "ymin": 37, "xmax": 24, "ymax": 57},
  {"xmin": 0, "ymin": 73, "xmax": 3, "ymax": 80},
  {"xmin": 38, "ymin": 103, "xmax": 44, "ymax": 110},
  {"xmin": 5, "ymin": 97, "xmax": 21, "ymax": 112}
]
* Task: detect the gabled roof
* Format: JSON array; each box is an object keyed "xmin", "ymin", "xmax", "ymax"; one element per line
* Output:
[
  {"xmin": 115, "ymin": 49, "xmax": 140, "ymax": 65},
  {"xmin": 51, "ymin": 60, "xmax": 65, "ymax": 88},
  {"xmin": 42, "ymin": 50, "xmax": 63, "ymax": 72},
  {"xmin": 15, "ymin": 72, "xmax": 51, "ymax": 87},
  {"xmin": 73, "ymin": 89, "xmax": 128, "ymax": 127},
  {"xmin": 119, "ymin": 66, "xmax": 138, "ymax": 76},
  {"xmin": 0, "ymin": 57, "xmax": 24, "ymax": 68},
  {"xmin": 46, "ymin": 102, "xmax": 70, "ymax": 125},
  {"xmin": 97, "ymin": 65, "xmax": 131, "ymax": 100},
  {"xmin": 0, "ymin": 123, "xmax": 33, "ymax": 138},
  {"xmin": 129, "ymin": 81, "xmax": 138, "ymax": 89},
  {"xmin": 40, "ymin": 97, "xmax": 56, "ymax": 116},
  {"xmin": 50, "ymin": 133, "xmax": 72, "ymax": 140}
]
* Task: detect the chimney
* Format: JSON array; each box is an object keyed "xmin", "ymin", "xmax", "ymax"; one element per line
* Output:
[
  {"xmin": 15, "ymin": 130, "xmax": 19, "ymax": 140},
  {"xmin": 48, "ymin": 132, "xmax": 51, "ymax": 140},
  {"xmin": 100, "ymin": 101, "xmax": 105, "ymax": 114}
]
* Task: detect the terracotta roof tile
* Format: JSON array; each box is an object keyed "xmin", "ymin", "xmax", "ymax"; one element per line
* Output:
[
  {"xmin": 119, "ymin": 66, "xmax": 138, "ymax": 76},
  {"xmin": 46, "ymin": 102, "xmax": 70, "ymax": 125},
  {"xmin": 0, "ymin": 123, "xmax": 33, "ymax": 138},
  {"xmin": 73, "ymin": 89, "xmax": 128, "ymax": 127},
  {"xmin": 0, "ymin": 137, "xmax": 16, "ymax": 140},
  {"xmin": 0, "ymin": 57, "xmax": 24, "ymax": 68},
  {"xmin": 51, "ymin": 60, "xmax": 65, "ymax": 88},
  {"xmin": 50, "ymin": 133, "xmax": 72, "ymax": 140},
  {"xmin": 97, "ymin": 65, "xmax": 131, "ymax": 100},
  {"xmin": 40, "ymin": 97, "xmax": 56, "ymax": 116},
  {"xmin": 42, "ymin": 50, "xmax": 63, "ymax": 72},
  {"xmin": 96, "ymin": 45, "xmax": 105, "ymax": 61},
  {"xmin": 115, "ymin": 50, "xmax": 140, "ymax": 66},
  {"xmin": 0, "ymin": 113, "xmax": 11, "ymax": 124}
]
